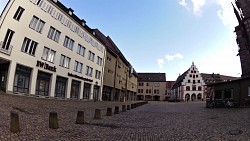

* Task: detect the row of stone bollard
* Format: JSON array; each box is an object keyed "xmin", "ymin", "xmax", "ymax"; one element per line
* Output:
[{"xmin": 10, "ymin": 101, "xmax": 148, "ymax": 133}]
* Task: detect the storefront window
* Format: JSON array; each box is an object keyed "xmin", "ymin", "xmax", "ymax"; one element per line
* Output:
[
  {"xmin": 55, "ymin": 76, "xmax": 67, "ymax": 98},
  {"xmin": 13, "ymin": 64, "xmax": 32, "ymax": 94},
  {"xmin": 70, "ymin": 80, "xmax": 80, "ymax": 99},
  {"xmin": 36, "ymin": 71, "xmax": 51, "ymax": 96},
  {"xmin": 83, "ymin": 83, "xmax": 91, "ymax": 99}
]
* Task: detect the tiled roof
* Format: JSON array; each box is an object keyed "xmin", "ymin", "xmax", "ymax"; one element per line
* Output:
[
  {"xmin": 201, "ymin": 73, "xmax": 239, "ymax": 85},
  {"xmin": 166, "ymin": 81, "xmax": 175, "ymax": 89},
  {"xmin": 137, "ymin": 73, "xmax": 166, "ymax": 82},
  {"xmin": 172, "ymin": 70, "xmax": 188, "ymax": 88}
]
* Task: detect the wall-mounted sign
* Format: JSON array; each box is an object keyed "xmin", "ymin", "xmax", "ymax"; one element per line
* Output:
[
  {"xmin": 68, "ymin": 73, "xmax": 93, "ymax": 82},
  {"xmin": 36, "ymin": 61, "xmax": 56, "ymax": 72}
]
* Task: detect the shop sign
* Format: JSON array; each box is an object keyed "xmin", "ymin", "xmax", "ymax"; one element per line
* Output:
[
  {"xmin": 36, "ymin": 61, "xmax": 56, "ymax": 72},
  {"xmin": 68, "ymin": 73, "xmax": 93, "ymax": 82}
]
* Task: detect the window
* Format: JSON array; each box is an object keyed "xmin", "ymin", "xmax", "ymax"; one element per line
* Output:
[
  {"xmin": 154, "ymin": 83, "xmax": 160, "ymax": 87},
  {"xmin": 190, "ymin": 74, "xmax": 192, "ymax": 77},
  {"xmin": 88, "ymin": 51, "xmax": 95, "ymax": 62},
  {"xmin": 154, "ymin": 89, "xmax": 159, "ymax": 94},
  {"xmin": 138, "ymin": 89, "xmax": 144, "ymax": 93},
  {"xmin": 95, "ymin": 70, "xmax": 101, "ymax": 79},
  {"xmin": 107, "ymin": 56, "xmax": 111, "ymax": 61},
  {"xmin": 224, "ymin": 89, "xmax": 233, "ymax": 99},
  {"xmin": 215, "ymin": 90, "xmax": 222, "ymax": 99},
  {"xmin": 188, "ymin": 80, "xmax": 190, "ymax": 83},
  {"xmin": 86, "ymin": 66, "xmax": 93, "ymax": 76},
  {"xmin": 193, "ymin": 80, "xmax": 196, "ymax": 84},
  {"xmin": 198, "ymin": 80, "xmax": 200, "ymax": 83},
  {"xmin": 248, "ymin": 86, "xmax": 250, "ymax": 96},
  {"xmin": 198, "ymin": 86, "xmax": 202, "ymax": 91},
  {"xmin": 83, "ymin": 83, "xmax": 91, "ymax": 99},
  {"xmin": 13, "ymin": 64, "xmax": 32, "ymax": 94},
  {"xmin": 1, "ymin": 29, "xmax": 15, "ymax": 53},
  {"xmin": 186, "ymin": 86, "xmax": 190, "ymax": 91},
  {"xmin": 77, "ymin": 44, "xmax": 85, "ymax": 56},
  {"xmin": 192, "ymin": 86, "xmax": 196, "ymax": 91},
  {"xmin": 59, "ymin": 55, "xmax": 70, "ymax": 68},
  {"xmin": 55, "ymin": 76, "xmax": 67, "ymax": 98},
  {"xmin": 97, "ymin": 56, "xmax": 102, "ymax": 66},
  {"xmin": 196, "ymin": 75, "xmax": 198, "ymax": 78},
  {"xmin": 29, "ymin": 16, "xmax": 45, "ymax": 33},
  {"xmin": 74, "ymin": 61, "xmax": 83, "ymax": 73},
  {"xmin": 13, "ymin": 6, "xmax": 25, "ymax": 21},
  {"xmin": 36, "ymin": 71, "xmax": 51, "ymax": 96},
  {"xmin": 21, "ymin": 37, "xmax": 38, "ymax": 56},
  {"xmin": 108, "ymin": 69, "xmax": 114, "ymax": 75},
  {"xmin": 42, "ymin": 47, "xmax": 55, "ymax": 62},
  {"xmin": 47, "ymin": 26, "xmax": 61, "ymax": 42},
  {"xmin": 138, "ymin": 82, "xmax": 144, "ymax": 86},
  {"xmin": 63, "ymin": 36, "xmax": 74, "ymax": 50}
]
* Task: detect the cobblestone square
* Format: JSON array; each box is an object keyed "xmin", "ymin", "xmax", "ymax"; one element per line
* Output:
[{"xmin": 0, "ymin": 93, "xmax": 250, "ymax": 141}]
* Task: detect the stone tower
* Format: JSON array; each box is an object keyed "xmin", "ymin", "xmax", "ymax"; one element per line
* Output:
[{"xmin": 233, "ymin": 0, "xmax": 250, "ymax": 77}]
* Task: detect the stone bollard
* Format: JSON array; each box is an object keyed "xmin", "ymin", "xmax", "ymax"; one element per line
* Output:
[
  {"xmin": 10, "ymin": 111, "xmax": 21, "ymax": 133},
  {"xmin": 106, "ymin": 108, "xmax": 112, "ymax": 116},
  {"xmin": 131, "ymin": 104, "xmax": 134, "ymax": 109},
  {"xmin": 122, "ymin": 105, "xmax": 126, "ymax": 112},
  {"xmin": 114, "ymin": 106, "xmax": 119, "ymax": 114},
  {"xmin": 49, "ymin": 112, "xmax": 59, "ymax": 129},
  {"xmin": 94, "ymin": 109, "xmax": 102, "ymax": 119},
  {"xmin": 127, "ymin": 105, "xmax": 131, "ymax": 110},
  {"xmin": 75, "ymin": 111, "xmax": 84, "ymax": 124}
]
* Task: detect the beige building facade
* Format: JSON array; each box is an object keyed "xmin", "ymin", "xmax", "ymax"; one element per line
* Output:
[
  {"xmin": 94, "ymin": 29, "xmax": 137, "ymax": 101},
  {"xmin": 137, "ymin": 73, "xmax": 166, "ymax": 101},
  {"xmin": 0, "ymin": 0, "xmax": 106, "ymax": 100}
]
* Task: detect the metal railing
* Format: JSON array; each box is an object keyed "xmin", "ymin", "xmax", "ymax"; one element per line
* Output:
[{"xmin": 0, "ymin": 41, "xmax": 13, "ymax": 55}]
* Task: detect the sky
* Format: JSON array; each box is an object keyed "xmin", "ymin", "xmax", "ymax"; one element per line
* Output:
[{"xmin": 0, "ymin": 0, "xmax": 242, "ymax": 81}]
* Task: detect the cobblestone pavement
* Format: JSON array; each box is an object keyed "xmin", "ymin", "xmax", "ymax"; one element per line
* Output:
[{"xmin": 0, "ymin": 92, "xmax": 250, "ymax": 141}]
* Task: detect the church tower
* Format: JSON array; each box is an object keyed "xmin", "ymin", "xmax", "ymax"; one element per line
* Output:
[{"xmin": 233, "ymin": 0, "xmax": 250, "ymax": 77}]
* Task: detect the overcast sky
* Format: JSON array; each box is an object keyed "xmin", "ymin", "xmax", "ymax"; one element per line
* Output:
[{"xmin": 0, "ymin": 0, "xmax": 241, "ymax": 80}]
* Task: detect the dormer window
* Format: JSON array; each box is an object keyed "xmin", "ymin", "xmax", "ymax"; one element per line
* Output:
[
  {"xmin": 81, "ymin": 19, "xmax": 86, "ymax": 26},
  {"xmin": 68, "ymin": 8, "xmax": 74, "ymax": 15}
]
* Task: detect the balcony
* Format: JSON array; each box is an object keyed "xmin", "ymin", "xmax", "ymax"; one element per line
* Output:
[{"xmin": 0, "ymin": 41, "xmax": 13, "ymax": 55}]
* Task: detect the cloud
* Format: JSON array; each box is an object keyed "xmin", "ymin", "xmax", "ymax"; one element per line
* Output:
[
  {"xmin": 157, "ymin": 58, "xmax": 165, "ymax": 68},
  {"xmin": 191, "ymin": 0, "xmax": 206, "ymax": 13},
  {"xmin": 178, "ymin": 0, "xmax": 187, "ymax": 7},
  {"xmin": 165, "ymin": 53, "xmax": 184, "ymax": 61},
  {"xmin": 216, "ymin": 0, "xmax": 238, "ymax": 29},
  {"xmin": 177, "ymin": 0, "xmax": 206, "ymax": 15}
]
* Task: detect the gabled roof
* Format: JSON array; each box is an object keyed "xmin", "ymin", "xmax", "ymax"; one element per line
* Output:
[
  {"xmin": 201, "ymin": 73, "xmax": 239, "ymax": 85},
  {"xmin": 137, "ymin": 73, "xmax": 166, "ymax": 82},
  {"xmin": 93, "ymin": 29, "xmax": 118, "ymax": 57},
  {"xmin": 172, "ymin": 70, "xmax": 188, "ymax": 88},
  {"xmin": 166, "ymin": 81, "xmax": 175, "ymax": 89}
]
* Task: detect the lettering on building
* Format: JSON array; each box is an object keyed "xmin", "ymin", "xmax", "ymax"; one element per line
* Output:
[
  {"xmin": 68, "ymin": 73, "xmax": 93, "ymax": 82},
  {"xmin": 36, "ymin": 60, "xmax": 56, "ymax": 72}
]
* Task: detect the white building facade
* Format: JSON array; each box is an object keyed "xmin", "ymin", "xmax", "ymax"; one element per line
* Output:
[
  {"xmin": 0, "ymin": 0, "xmax": 106, "ymax": 100},
  {"xmin": 170, "ymin": 63, "xmax": 205, "ymax": 101}
]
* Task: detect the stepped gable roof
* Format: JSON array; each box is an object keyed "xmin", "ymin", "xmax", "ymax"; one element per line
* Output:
[
  {"xmin": 137, "ymin": 73, "xmax": 166, "ymax": 82},
  {"xmin": 201, "ymin": 73, "xmax": 239, "ymax": 85},
  {"xmin": 172, "ymin": 70, "xmax": 188, "ymax": 89}
]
